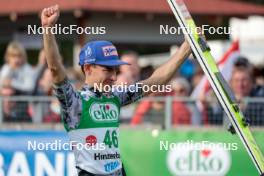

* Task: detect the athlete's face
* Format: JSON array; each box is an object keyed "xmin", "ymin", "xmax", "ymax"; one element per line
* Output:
[{"xmin": 87, "ymin": 65, "xmax": 118, "ymax": 87}]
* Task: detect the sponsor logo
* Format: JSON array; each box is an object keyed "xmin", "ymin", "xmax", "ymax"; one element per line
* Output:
[
  {"xmin": 167, "ymin": 142, "xmax": 231, "ymax": 176},
  {"xmin": 104, "ymin": 161, "xmax": 120, "ymax": 172},
  {"xmin": 85, "ymin": 46, "xmax": 92, "ymax": 57},
  {"xmin": 102, "ymin": 46, "xmax": 118, "ymax": 57},
  {"xmin": 94, "ymin": 152, "xmax": 120, "ymax": 160},
  {"xmin": 89, "ymin": 102, "xmax": 119, "ymax": 122},
  {"xmin": 86, "ymin": 135, "xmax": 97, "ymax": 146},
  {"xmin": 0, "ymin": 152, "xmax": 77, "ymax": 176}
]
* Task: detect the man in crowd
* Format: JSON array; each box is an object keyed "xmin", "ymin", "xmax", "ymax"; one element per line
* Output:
[{"xmin": 230, "ymin": 59, "xmax": 264, "ymax": 126}]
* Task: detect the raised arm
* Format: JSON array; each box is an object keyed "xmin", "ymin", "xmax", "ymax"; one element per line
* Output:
[
  {"xmin": 41, "ymin": 5, "xmax": 66, "ymax": 84},
  {"xmin": 140, "ymin": 40, "xmax": 191, "ymax": 95}
]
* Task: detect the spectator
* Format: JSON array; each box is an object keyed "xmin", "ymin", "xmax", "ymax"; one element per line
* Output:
[
  {"xmin": 37, "ymin": 68, "xmax": 53, "ymax": 95},
  {"xmin": 140, "ymin": 65, "xmax": 154, "ymax": 80},
  {"xmin": 170, "ymin": 77, "xmax": 201, "ymax": 125},
  {"xmin": 0, "ymin": 41, "xmax": 36, "ymax": 94},
  {"xmin": 43, "ymin": 99, "xmax": 61, "ymax": 123},
  {"xmin": 131, "ymin": 77, "xmax": 200, "ymax": 126},
  {"xmin": 28, "ymin": 67, "xmax": 55, "ymax": 123},
  {"xmin": 116, "ymin": 73, "xmax": 137, "ymax": 123},
  {"xmin": 230, "ymin": 63, "xmax": 264, "ymax": 126},
  {"xmin": 253, "ymin": 67, "xmax": 264, "ymax": 87},
  {"xmin": 120, "ymin": 51, "xmax": 140, "ymax": 81},
  {"xmin": 118, "ymin": 52, "xmax": 141, "ymax": 123},
  {"xmin": 32, "ymin": 48, "xmax": 48, "ymax": 95},
  {"xmin": 0, "ymin": 41, "xmax": 35, "ymax": 122},
  {"xmin": 205, "ymin": 58, "xmax": 264, "ymax": 126},
  {"xmin": 129, "ymin": 61, "xmax": 164, "ymax": 126},
  {"xmin": 116, "ymin": 73, "xmax": 135, "ymax": 85},
  {"xmin": 231, "ymin": 65, "xmax": 253, "ymax": 102},
  {"xmin": 191, "ymin": 67, "xmax": 204, "ymax": 90},
  {"xmin": 130, "ymin": 91, "xmax": 166, "ymax": 126},
  {"xmin": 66, "ymin": 68, "xmax": 84, "ymax": 90}
]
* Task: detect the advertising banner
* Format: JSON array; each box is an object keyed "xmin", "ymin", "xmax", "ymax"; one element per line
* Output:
[
  {"xmin": 0, "ymin": 129, "xmax": 263, "ymax": 176},
  {"xmin": 120, "ymin": 129, "xmax": 264, "ymax": 176}
]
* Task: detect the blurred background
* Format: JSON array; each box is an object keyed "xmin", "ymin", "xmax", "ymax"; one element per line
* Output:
[{"xmin": 0, "ymin": 0, "xmax": 264, "ymax": 175}]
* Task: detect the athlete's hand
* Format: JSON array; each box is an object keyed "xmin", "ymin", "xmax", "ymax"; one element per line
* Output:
[
  {"xmin": 41, "ymin": 5, "xmax": 60, "ymax": 27},
  {"xmin": 183, "ymin": 27, "xmax": 206, "ymax": 55},
  {"xmin": 184, "ymin": 27, "xmax": 205, "ymax": 42},
  {"xmin": 197, "ymin": 27, "xmax": 206, "ymax": 41},
  {"xmin": 182, "ymin": 39, "xmax": 191, "ymax": 56}
]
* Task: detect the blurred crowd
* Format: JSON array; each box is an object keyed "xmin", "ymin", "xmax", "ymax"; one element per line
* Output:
[
  {"xmin": 0, "ymin": 41, "xmax": 83, "ymax": 123},
  {"xmin": 0, "ymin": 41, "xmax": 264, "ymax": 127}
]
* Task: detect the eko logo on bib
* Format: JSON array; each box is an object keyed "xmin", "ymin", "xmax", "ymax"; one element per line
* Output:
[{"xmin": 89, "ymin": 103, "xmax": 119, "ymax": 122}]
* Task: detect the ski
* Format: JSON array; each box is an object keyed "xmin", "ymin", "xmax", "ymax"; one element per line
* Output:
[{"xmin": 166, "ymin": 0, "xmax": 264, "ymax": 174}]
